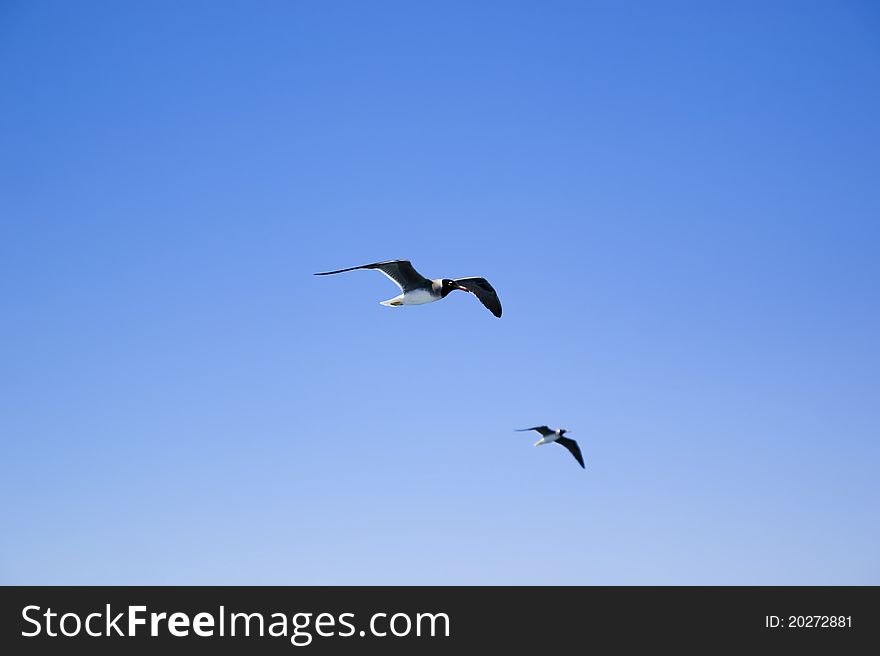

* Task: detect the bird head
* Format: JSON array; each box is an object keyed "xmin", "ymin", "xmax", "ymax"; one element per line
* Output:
[{"xmin": 440, "ymin": 279, "xmax": 469, "ymax": 297}]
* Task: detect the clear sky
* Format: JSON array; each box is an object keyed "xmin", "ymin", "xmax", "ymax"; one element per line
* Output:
[{"xmin": 1, "ymin": 1, "xmax": 878, "ymax": 585}]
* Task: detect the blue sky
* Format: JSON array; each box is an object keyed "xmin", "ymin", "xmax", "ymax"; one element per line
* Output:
[{"xmin": 1, "ymin": 1, "xmax": 878, "ymax": 584}]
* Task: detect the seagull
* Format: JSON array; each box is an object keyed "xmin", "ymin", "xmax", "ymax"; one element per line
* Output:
[
  {"xmin": 516, "ymin": 426, "xmax": 584, "ymax": 468},
  {"xmin": 314, "ymin": 259, "xmax": 502, "ymax": 318}
]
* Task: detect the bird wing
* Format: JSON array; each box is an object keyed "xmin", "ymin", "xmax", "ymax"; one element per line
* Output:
[
  {"xmin": 555, "ymin": 437, "xmax": 585, "ymax": 468},
  {"xmin": 314, "ymin": 260, "xmax": 428, "ymax": 292},
  {"xmin": 516, "ymin": 426, "xmax": 554, "ymax": 437},
  {"xmin": 454, "ymin": 277, "xmax": 502, "ymax": 317}
]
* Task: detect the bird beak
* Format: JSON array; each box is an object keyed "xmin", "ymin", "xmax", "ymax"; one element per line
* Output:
[{"xmin": 457, "ymin": 285, "xmax": 469, "ymax": 292}]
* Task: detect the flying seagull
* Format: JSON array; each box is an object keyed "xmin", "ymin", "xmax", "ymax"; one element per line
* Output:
[
  {"xmin": 314, "ymin": 259, "xmax": 502, "ymax": 317},
  {"xmin": 516, "ymin": 426, "xmax": 584, "ymax": 468}
]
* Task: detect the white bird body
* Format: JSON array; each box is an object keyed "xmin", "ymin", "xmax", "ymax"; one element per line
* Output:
[
  {"xmin": 380, "ymin": 286, "xmax": 441, "ymax": 307},
  {"xmin": 534, "ymin": 430, "xmax": 562, "ymax": 446}
]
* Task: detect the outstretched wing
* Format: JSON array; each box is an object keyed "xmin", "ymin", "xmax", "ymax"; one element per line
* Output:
[
  {"xmin": 454, "ymin": 277, "xmax": 502, "ymax": 318},
  {"xmin": 314, "ymin": 260, "xmax": 428, "ymax": 292},
  {"xmin": 556, "ymin": 437, "xmax": 585, "ymax": 468},
  {"xmin": 516, "ymin": 426, "xmax": 554, "ymax": 437}
]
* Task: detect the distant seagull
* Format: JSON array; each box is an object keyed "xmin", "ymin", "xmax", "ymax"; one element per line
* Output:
[
  {"xmin": 314, "ymin": 259, "xmax": 502, "ymax": 317},
  {"xmin": 516, "ymin": 426, "xmax": 584, "ymax": 468}
]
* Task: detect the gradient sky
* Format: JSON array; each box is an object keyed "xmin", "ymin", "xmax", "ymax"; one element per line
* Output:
[{"xmin": 1, "ymin": 1, "xmax": 878, "ymax": 584}]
